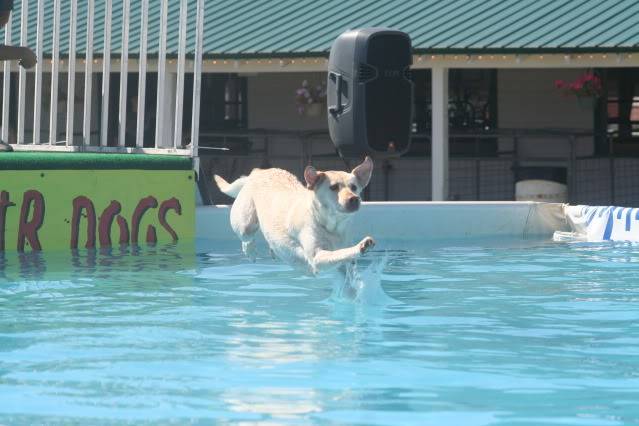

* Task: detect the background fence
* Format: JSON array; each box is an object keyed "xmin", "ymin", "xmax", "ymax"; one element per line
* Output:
[{"xmin": 199, "ymin": 129, "xmax": 639, "ymax": 206}]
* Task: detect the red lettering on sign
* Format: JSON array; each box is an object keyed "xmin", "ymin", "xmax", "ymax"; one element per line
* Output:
[
  {"xmin": 0, "ymin": 190, "xmax": 183, "ymax": 252},
  {"xmin": 98, "ymin": 200, "xmax": 131, "ymax": 247},
  {"xmin": 131, "ymin": 196, "xmax": 158, "ymax": 245},
  {"xmin": 0, "ymin": 191, "xmax": 15, "ymax": 251},
  {"xmin": 146, "ymin": 226, "xmax": 157, "ymax": 244},
  {"xmin": 17, "ymin": 190, "xmax": 45, "ymax": 252},
  {"xmin": 158, "ymin": 198, "xmax": 182, "ymax": 242},
  {"xmin": 71, "ymin": 196, "xmax": 96, "ymax": 249},
  {"xmin": 116, "ymin": 216, "xmax": 130, "ymax": 245}
]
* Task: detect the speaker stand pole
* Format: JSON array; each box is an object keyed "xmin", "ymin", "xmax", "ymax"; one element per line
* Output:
[{"xmin": 431, "ymin": 67, "xmax": 449, "ymax": 201}]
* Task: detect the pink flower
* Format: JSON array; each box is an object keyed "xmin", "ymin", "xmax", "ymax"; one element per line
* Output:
[{"xmin": 555, "ymin": 72, "xmax": 602, "ymax": 98}]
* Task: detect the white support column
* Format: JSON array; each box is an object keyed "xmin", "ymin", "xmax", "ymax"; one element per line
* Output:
[
  {"xmin": 118, "ymin": 0, "xmax": 131, "ymax": 147},
  {"xmin": 158, "ymin": 73, "xmax": 177, "ymax": 148},
  {"xmin": 155, "ymin": 0, "xmax": 169, "ymax": 149},
  {"xmin": 173, "ymin": 0, "xmax": 188, "ymax": 149},
  {"xmin": 1, "ymin": 18, "xmax": 11, "ymax": 143},
  {"xmin": 33, "ymin": 0, "xmax": 45, "ymax": 144},
  {"xmin": 136, "ymin": 0, "xmax": 149, "ymax": 148},
  {"xmin": 66, "ymin": 0, "xmax": 78, "ymax": 146},
  {"xmin": 83, "ymin": 0, "xmax": 95, "ymax": 146},
  {"xmin": 48, "ymin": 0, "xmax": 61, "ymax": 145},
  {"xmin": 17, "ymin": 0, "xmax": 28, "ymax": 144},
  {"xmin": 431, "ymin": 67, "xmax": 449, "ymax": 201},
  {"xmin": 100, "ymin": 0, "xmax": 112, "ymax": 146},
  {"xmin": 190, "ymin": 0, "xmax": 205, "ymax": 162}
]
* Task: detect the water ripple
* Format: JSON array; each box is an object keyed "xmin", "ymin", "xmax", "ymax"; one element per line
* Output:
[{"xmin": 0, "ymin": 242, "xmax": 639, "ymax": 424}]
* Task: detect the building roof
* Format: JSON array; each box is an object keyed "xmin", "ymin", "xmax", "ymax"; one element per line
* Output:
[{"xmin": 4, "ymin": 0, "xmax": 639, "ymax": 58}]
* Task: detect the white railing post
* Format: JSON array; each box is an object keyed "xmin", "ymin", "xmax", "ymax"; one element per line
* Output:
[
  {"xmin": 83, "ymin": 0, "xmax": 95, "ymax": 146},
  {"xmin": 33, "ymin": 0, "xmax": 45, "ymax": 144},
  {"xmin": 1, "ymin": 17, "xmax": 11, "ymax": 143},
  {"xmin": 173, "ymin": 0, "xmax": 188, "ymax": 149},
  {"xmin": 191, "ymin": 0, "xmax": 205, "ymax": 161},
  {"xmin": 118, "ymin": 0, "xmax": 130, "ymax": 147},
  {"xmin": 155, "ymin": 0, "xmax": 168, "ymax": 148},
  {"xmin": 431, "ymin": 67, "xmax": 449, "ymax": 201},
  {"xmin": 136, "ymin": 0, "xmax": 149, "ymax": 148},
  {"xmin": 17, "ymin": 0, "xmax": 28, "ymax": 144},
  {"xmin": 100, "ymin": 0, "xmax": 112, "ymax": 147},
  {"xmin": 66, "ymin": 0, "xmax": 78, "ymax": 146},
  {"xmin": 49, "ymin": 0, "xmax": 61, "ymax": 145}
]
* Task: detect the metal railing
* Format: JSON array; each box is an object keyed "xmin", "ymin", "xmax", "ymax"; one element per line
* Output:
[{"xmin": 0, "ymin": 0, "xmax": 204, "ymax": 160}]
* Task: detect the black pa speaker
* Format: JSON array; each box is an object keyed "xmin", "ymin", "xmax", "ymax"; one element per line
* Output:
[
  {"xmin": 0, "ymin": 0, "xmax": 13, "ymax": 12},
  {"xmin": 0, "ymin": 0, "xmax": 13, "ymax": 27},
  {"xmin": 327, "ymin": 28, "xmax": 413, "ymax": 159}
]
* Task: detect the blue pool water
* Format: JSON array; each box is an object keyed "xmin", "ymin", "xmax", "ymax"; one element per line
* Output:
[{"xmin": 1, "ymin": 240, "xmax": 639, "ymax": 425}]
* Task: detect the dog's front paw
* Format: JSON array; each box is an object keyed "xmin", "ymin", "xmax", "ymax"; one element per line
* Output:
[{"xmin": 359, "ymin": 236, "xmax": 375, "ymax": 254}]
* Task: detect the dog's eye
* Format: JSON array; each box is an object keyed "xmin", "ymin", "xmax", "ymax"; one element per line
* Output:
[
  {"xmin": 329, "ymin": 183, "xmax": 339, "ymax": 191},
  {"xmin": 349, "ymin": 184, "xmax": 358, "ymax": 192}
]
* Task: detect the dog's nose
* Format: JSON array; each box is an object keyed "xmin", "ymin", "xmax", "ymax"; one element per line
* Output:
[{"xmin": 347, "ymin": 196, "xmax": 361, "ymax": 211}]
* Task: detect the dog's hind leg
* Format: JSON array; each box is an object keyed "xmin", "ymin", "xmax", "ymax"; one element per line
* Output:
[{"xmin": 229, "ymin": 190, "xmax": 259, "ymax": 262}]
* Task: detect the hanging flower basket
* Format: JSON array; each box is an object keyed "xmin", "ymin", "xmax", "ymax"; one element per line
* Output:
[
  {"xmin": 295, "ymin": 80, "xmax": 327, "ymax": 116},
  {"xmin": 305, "ymin": 102, "xmax": 323, "ymax": 117},
  {"xmin": 555, "ymin": 72, "xmax": 603, "ymax": 100},
  {"xmin": 576, "ymin": 95, "xmax": 597, "ymax": 111}
]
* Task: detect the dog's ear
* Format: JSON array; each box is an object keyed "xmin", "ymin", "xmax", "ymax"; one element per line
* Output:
[
  {"xmin": 352, "ymin": 156, "xmax": 373, "ymax": 188},
  {"xmin": 304, "ymin": 165, "xmax": 325, "ymax": 189}
]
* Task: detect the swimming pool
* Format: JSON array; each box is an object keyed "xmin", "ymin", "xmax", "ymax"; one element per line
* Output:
[{"xmin": 1, "ymin": 235, "xmax": 638, "ymax": 425}]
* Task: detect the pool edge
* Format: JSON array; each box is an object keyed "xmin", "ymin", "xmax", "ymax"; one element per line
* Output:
[{"xmin": 196, "ymin": 201, "xmax": 568, "ymax": 244}]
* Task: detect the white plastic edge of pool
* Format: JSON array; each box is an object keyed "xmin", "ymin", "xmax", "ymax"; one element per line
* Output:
[{"xmin": 196, "ymin": 202, "xmax": 568, "ymax": 243}]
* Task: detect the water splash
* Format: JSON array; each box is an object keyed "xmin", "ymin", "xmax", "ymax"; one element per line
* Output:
[{"xmin": 329, "ymin": 252, "xmax": 398, "ymax": 306}]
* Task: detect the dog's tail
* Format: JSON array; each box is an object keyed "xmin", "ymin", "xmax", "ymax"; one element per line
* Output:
[{"xmin": 213, "ymin": 175, "xmax": 248, "ymax": 198}]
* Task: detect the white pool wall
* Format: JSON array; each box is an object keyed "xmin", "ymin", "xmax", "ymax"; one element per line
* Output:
[{"xmin": 196, "ymin": 202, "xmax": 567, "ymax": 243}]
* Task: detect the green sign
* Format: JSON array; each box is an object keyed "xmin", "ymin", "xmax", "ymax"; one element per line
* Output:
[{"xmin": 0, "ymin": 169, "xmax": 195, "ymax": 252}]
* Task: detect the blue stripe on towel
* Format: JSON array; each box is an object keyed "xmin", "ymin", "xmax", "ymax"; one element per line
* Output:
[{"xmin": 603, "ymin": 208, "xmax": 615, "ymax": 241}]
